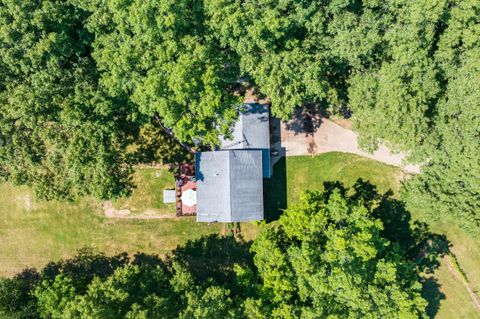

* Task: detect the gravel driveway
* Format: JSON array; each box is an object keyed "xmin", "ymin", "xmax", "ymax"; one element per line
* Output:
[{"xmin": 271, "ymin": 114, "xmax": 420, "ymax": 174}]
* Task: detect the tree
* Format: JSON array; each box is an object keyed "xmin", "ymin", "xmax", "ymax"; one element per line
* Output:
[
  {"xmin": 205, "ymin": 0, "xmax": 352, "ymax": 119},
  {"xmin": 81, "ymin": 0, "xmax": 242, "ymax": 146},
  {"xmin": 0, "ymin": 0, "xmax": 141, "ymax": 200},
  {"xmin": 46, "ymin": 265, "xmax": 178, "ymax": 319},
  {"xmin": 347, "ymin": 0, "xmax": 446, "ymax": 152},
  {"xmin": 247, "ymin": 187, "xmax": 428, "ymax": 318},
  {"xmin": 179, "ymin": 286, "xmax": 239, "ymax": 319},
  {"xmin": 0, "ymin": 269, "xmax": 40, "ymax": 319},
  {"xmin": 403, "ymin": 48, "xmax": 480, "ymax": 235}
]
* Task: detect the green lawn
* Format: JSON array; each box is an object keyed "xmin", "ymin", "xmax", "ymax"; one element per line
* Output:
[
  {"xmin": 0, "ymin": 182, "xmax": 221, "ymax": 277},
  {"xmin": 264, "ymin": 152, "xmax": 401, "ymax": 220},
  {"xmin": 0, "ymin": 152, "xmax": 479, "ymax": 318},
  {"xmin": 285, "ymin": 152, "xmax": 401, "ymax": 200},
  {"xmin": 112, "ymin": 167, "xmax": 176, "ymax": 215}
]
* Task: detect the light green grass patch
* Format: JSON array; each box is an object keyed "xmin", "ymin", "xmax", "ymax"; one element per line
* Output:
[
  {"xmin": 285, "ymin": 152, "xmax": 401, "ymax": 203},
  {"xmin": 112, "ymin": 167, "xmax": 176, "ymax": 215}
]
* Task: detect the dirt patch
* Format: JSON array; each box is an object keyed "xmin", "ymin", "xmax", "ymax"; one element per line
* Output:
[
  {"xmin": 103, "ymin": 201, "xmax": 177, "ymax": 220},
  {"xmin": 330, "ymin": 115, "xmax": 353, "ymax": 130},
  {"xmin": 395, "ymin": 170, "xmax": 414, "ymax": 184},
  {"xmin": 17, "ymin": 194, "xmax": 35, "ymax": 211},
  {"xmin": 280, "ymin": 117, "xmax": 421, "ymax": 174}
]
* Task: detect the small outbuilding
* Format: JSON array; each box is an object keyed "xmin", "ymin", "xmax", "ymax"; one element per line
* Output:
[{"xmin": 195, "ymin": 150, "xmax": 264, "ymax": 223}]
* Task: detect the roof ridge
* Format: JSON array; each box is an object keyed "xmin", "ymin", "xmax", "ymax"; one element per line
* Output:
[{"xmin": 228, "ymin": 150, "xmax": 233, "ymax": 222}]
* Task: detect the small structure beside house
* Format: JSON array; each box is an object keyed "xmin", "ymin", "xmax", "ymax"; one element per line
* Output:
[
  {"xmin": 195, "ymin": 150, "xmax": 264, "ymax": 222},
  {"xmin": 174, "ymin": 163, "xmax": 197, "ymax": 216},
  {"xmin": 163, "ymin": 189, "xmax": 176, "ymax": 204}
]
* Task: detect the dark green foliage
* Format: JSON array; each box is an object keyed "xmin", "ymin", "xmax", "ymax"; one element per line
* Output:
[
  {"xmin": 0, "ymin": 0, "xmax": 141, "ymax": 200},
  {"xmin": 205, "ymin": 0, "xmax": 351, "ymax": 119},
  {"xmin": 129, "ymin": 124, "xmax": 193, "ymax": 166},
  {"xmin": 247, "ymin": 183, "xmax": 431, "ymax": 318},
  {"xmin": 0, "ymin": 269, "xmax": 40, "ymax": 318},
  {"xmin": 401, "ymin": 0, "xmax": 480, "ymax": 234},
  {"xmin": 81, "ymin": 0, "xmax": 242, "ymax": 146},
  {"xmin": 402, "ymin": 45, "xmax": 480, "ymax": 235}
]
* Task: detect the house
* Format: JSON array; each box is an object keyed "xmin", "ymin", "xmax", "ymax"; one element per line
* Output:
[
  {"xmin": 194, "ymin": 103, "xmax": 271, "ymax": 222},
  {"xmin": 168, "ymin": 103, "xmax": 271, "ymax": 222},
  {"xmin": 195, "ymin": 150, "xmax": 264, "ymax": 222}
]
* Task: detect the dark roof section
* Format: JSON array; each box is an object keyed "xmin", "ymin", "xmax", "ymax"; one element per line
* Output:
[
  {"xmin": 220, "ymin": 103, "xmax": 271, "ymax": 178},
  {"xmin": 195, "ymin": 150, "xmax": 264, "ymax": 223}
]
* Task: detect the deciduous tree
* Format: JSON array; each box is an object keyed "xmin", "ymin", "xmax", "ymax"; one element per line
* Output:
[{"xmin": 248, "ymin": 188, "xmax": 428, "ymax": 318}]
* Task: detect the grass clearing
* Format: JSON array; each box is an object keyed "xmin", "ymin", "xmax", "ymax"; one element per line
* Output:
[
  {"xmin": 0, "ymin": 152, "xmax": 479, "ymax": 318},
  {"xmin": 0, "ymin": 182, "xmax": 221, "ymax": 277},
  {"xmin": 285, "ymin": 152, "xmax": 401, "ymax": 201},
  {"xmin": 112, "ymin": 168, "xmax": 176, "ymax": 215}
]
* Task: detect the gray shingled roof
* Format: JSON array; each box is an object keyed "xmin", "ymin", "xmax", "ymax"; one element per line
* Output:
[
  {"xmin": 195, "ymin": 150, "xmax": 264, "ymax": 223},
  {"xmin": 220, "ymin": 103, "xmax": 271, "ymax": 177}
]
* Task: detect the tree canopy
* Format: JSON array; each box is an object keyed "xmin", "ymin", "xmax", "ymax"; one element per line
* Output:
[
  {"xmin": 247, "ymin": 187, "xmax": 428, "ymax": 318},
  {"xmin": 81, "ymin": 0, "xmax": 242, "ymax": 146},
  {"xmin": 0, "ymin": 0, "xmax": 139, "ymax": 200}
]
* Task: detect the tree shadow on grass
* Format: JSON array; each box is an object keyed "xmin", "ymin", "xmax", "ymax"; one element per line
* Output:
[
  {"xmin": 263, "ymin": 156, "xmax": 287, "ymax": 222},
  {"xmin": 421, "ymin": 276, "xmax": 446, "ymax": 318},
  {"xmin": 169, "ymin": 234, "xmax": 254, "ymax": 290},
  {"xmin": 127, "ymin": 123, "xmax": 194, "ymax": 169},
  {"xmin": 39, "ymin": 248, "xmax": 133, "ymax": 295},
  {"xmin": 0, "ymin": 248, "xmax": 162, "ymax": 318},
  {"xmin": 373, "ymin": 192, "xmax": 449, "ymax": 318}
]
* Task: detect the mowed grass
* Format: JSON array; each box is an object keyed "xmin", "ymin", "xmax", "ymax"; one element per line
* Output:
[
  {"xmin": 112, "ymin": 168, "xmax": 176, "ymax": 214},
  {"xmin": 285, "ymin": 152, "xmax": 401, "ymax": 202},
  {"xmin": 0, "ymin": 182, "xmax": 221, "ymax": 277}
]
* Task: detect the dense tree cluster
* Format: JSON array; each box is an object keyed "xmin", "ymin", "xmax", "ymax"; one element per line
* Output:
[
  {"xmin": 401, "ymin": 1, "xmax": 480, "ymax": 234},
  {"xmin": 0, "ymin": 184, "xmax": 442, "ymax": 318},
  {"xmin": 0, "ymin": 0, "xmax": 478, "ymax": 230},
  {"xmin": 0, "ymin": 0, "xmax": 139, "ymax": 200}
]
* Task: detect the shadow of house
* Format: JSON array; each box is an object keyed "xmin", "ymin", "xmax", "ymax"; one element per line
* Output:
[
  {"xmin": 169, "ymin": 234, "xmax": 254, "ymax": 290},
  {"xmin": 270, "ymin": 116, "xmax": 286, "ymax": 166},
  {"xmin": 263, "ymin": 157, "xmax": 287, "ymax": 222}
]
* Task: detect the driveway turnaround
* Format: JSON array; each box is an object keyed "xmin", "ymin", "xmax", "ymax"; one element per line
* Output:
[{"xmin": 274, "ymin": 116, "xmax": 420, "ymax": 174}]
